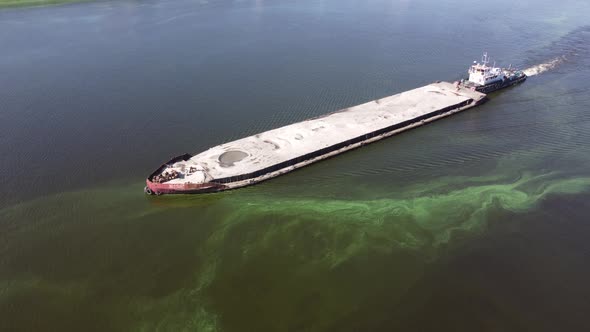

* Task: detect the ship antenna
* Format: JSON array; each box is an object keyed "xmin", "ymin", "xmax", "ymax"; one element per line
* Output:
[{"xmin": 482, "ymin": 52, "xmax": 489, "ymax": 66}]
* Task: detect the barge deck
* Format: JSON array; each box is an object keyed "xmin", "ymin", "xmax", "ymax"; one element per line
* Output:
[{"xmin": 145, "ymin": 81, "xmax": 486, "ymax": 195}]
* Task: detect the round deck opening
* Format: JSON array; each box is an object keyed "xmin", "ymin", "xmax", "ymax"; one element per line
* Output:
[{"xmin": 219, "ymin": 150, "xmax": 248, "ymax": 167}]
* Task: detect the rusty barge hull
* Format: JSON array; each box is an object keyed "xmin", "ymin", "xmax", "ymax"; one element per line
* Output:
[{"xmin": 145, "ymin": 82, "xmax": 487, "ymax": 195}]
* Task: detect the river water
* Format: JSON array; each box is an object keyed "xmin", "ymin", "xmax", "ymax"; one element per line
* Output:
[{"xmin": 1, "ymin": 0, "xmax": 590, "ymax": 331}]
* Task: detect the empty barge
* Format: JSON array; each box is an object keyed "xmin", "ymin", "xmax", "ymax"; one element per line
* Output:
[{"xmin": 145, "ymin": 81, "xmax": 487, "ymax": 195}]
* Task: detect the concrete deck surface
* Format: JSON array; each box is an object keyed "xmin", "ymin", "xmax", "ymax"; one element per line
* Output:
[{"xmin": 166, "ymin": 82, "xmax": 485, "ymax": 184}]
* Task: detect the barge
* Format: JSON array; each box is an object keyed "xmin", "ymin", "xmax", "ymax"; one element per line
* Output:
[{"xmin": 145, "ymin": 54, "xmax": 525, "ymax": 195}]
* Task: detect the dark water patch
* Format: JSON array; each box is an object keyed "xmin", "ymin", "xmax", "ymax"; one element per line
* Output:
[
  {"xmin": 0, "ymin": 185, "xmax": 224, "ymax": 331},
  {"xmin": 2, "ymin": 167, "xmax": 590, "ymax": 330},
  {"xmin": 199, "ymin": 182, "xmax": 590, "ymax": 331},
  {"xmin": 206, "ymin": 223, "xmax": 428, "ymax": 331},
  {"xmin": 384, "ymin": 193, "xmax": 590, "ymax": 332}
]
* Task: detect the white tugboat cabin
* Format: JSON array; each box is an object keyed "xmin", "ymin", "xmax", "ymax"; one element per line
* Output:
[{"xmin": 468, "ymin": 52, "xmax": 503, "ymax": 85}]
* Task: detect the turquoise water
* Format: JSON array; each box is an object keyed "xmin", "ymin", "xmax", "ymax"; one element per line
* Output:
[{"xmin": 1, "ymin": 0, "xmax": 590, "ymax": 331}]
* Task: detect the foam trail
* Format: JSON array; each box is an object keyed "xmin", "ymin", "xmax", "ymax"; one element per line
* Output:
[{"xmin": 523, "ymin": 56, "xmax": 565, "ymax": 76}]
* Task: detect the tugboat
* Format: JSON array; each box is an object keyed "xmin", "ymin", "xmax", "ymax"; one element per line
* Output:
[{"xmin": 459, "ymin": 52, "xmax": 526, "ymax": 93}]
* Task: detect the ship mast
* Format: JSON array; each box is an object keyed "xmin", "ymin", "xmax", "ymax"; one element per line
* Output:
[{"xmin": 482, "ymin": 52, "xmax": 489, "ymax": 66}]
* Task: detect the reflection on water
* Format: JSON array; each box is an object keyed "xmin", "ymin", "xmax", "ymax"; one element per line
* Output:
[{"xmin": 1, "ymin": 0, "xmax": 590, "ymax": 331}]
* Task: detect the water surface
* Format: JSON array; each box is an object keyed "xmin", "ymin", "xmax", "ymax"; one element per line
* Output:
[{"xmin": 1, "ymin": 0, "xmax": 590, "ymax": 331}]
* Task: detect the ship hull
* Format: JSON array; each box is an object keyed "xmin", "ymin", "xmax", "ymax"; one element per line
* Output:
[
  {"xmin": 145, "ymin": 180, "xmax": 227, "ymax": 195},
  {"xmin": 474, "ymin": 73, "xmax": 527, "ymax": 94}
]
